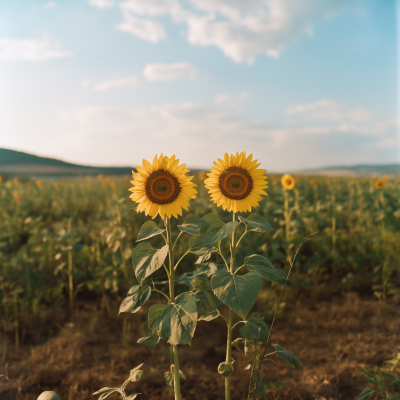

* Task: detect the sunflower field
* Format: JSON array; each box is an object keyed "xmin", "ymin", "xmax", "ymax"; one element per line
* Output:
[{"xmin": 0, "ymin": 160, "xmax": 399, "ymax": 400}]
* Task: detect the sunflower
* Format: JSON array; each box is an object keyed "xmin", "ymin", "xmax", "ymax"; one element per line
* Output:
[
  {"xmin": 310, "ymin": 179, "xmax": 318, "ymax": 187},
  {"xmin": 204, "ymin": 152, "xmax": 268, "ymax": 213},
  {"xmin": 281, "ymin": 174, "xmax": 295, "ymax": 190},
  {"xmin": 374, "ymin": 179, "xmax": 384, "ymax": 189},
  {"xmin": 129, "ymin": 154, "xmax": 197, "ymax": 219},
  {"xmin": 198, "ymin": 171, "xmax": 208, "ymax": 181}
]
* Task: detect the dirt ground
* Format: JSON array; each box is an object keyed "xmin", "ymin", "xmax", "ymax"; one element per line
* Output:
[{"xmin": 1, "ymin": 290, "xmax": 399, "ymax": 400}]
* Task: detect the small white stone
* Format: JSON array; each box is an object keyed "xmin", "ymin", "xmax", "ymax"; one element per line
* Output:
[{"xmin": 37, "ymin": 391, "xmax": 59, "ymax": 400}]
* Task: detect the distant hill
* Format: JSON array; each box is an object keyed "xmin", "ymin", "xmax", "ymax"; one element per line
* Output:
[
  {"xmin": 299, "ymin": 164, "xmax": 400, "ymax": 177},
  {"xmin": 0, "ymin": 148, "xmax": 135, "ymax": 178},
  {"xmin": 0, "ymin": 148, "xmax": 399, "ymax": 178}
]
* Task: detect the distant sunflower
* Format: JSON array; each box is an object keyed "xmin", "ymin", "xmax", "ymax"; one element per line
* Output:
[
  {"xmin": 198, "ymin": 171, "xmax": 208, "ymax": 181},
  {"xmin": 281, "ymin": 174, "xmax": 295, "ymax": 190},
  {"xmin": 310, "ymin": 179, "xmax": 318, "ymax": 187},
  {"xmin": 129, "ymin": 154, "xmax": 197, "ymax": 219},
  {"xmin": 204, "ymin": 152, "xmax": 268, "ymax": 213},
  {"xmin": 374, "ymin": 179, "xmax": 384, "ymax": 189}
]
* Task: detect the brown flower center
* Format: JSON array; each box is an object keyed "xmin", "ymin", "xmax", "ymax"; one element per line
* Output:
[
  {"xmin": 145, "ymin": 169, "xmax": 181, "ymax": 204},
  {"xmin": 286, "ymin": 179, "xmax": 292, "ymax": 186},
  {"xmin": 219, "ymin": 166, "xmax": 253, "ymax": 200}
]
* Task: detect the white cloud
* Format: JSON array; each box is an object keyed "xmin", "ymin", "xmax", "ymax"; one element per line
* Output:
[
  {"xmin": 93, "ymin": 76, "xmax": 139, "ymax": 91},
  {"xmin": 59, "ymin": 101, "xmax": 399, "ymax": 170},
  {"xmin": 143, "ymin": 62, "xmax": 198, "ymax": 81},
  {"xmin": 43, "ymin": 2, "xmax": 56, "ymax": 9},
  {"xmin": 88, "ymin": 0, "xmax": 114, "ymax": 9},
  {"xmin": 239, "ymin": 92, "xmax": 250, "ymax": 99},
  {"xmin": 215, "ymin": 94, "xmax": 230, "ymax": 103},
  {"xmin": 117, "ymin": 11, "xmax": 166, "ymax": 43},
  {"xmin": 0, "ymin": 35, "xmax": 72, "ymax": 61},
  {"xmin": 287, "ymin": 99, "xmax": 373, "ymax": 123},
  {"xmin": 116, "ymin": 0, "xmax": 358, "ymax": 63}
]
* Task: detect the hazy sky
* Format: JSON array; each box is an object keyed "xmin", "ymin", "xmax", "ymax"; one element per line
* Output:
[{"xmin": 0, "ymin": 0, "xmax": 399, "ymax": 171}]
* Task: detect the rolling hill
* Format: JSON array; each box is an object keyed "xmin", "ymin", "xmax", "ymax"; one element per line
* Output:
[{"xmin": 0, "ymin": 148, "xmax": 399, "ymax": 178}]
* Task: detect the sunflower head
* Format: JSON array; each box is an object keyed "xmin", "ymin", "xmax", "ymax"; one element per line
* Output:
[
  {"xmin": 36, "ymin": 181, "xmax": 43, "ymax": 189},
  {"xmin": 198, "ymin": 171, "xmax": 208, "ymax": 181},
  {"xmin": 129, "ymin": 154, "xmax": 197, "ymax": 219},
  {"xmin": 310, "ymin": 179, "xmax": 318, "ymax": 187},
  {"xmin": 98, "ymin": 174, "xmax": 104, "ymax": 181},
  {"xmin": 204, "ymin": 152, "xmax": 268, "ymax": 213},
  {"xmin": 374, "ymin": 179, "xmax": 384, "ymax": 189},
  {"xmin": 383, "ymin": 174, "xmax": 389, "ymax": 181},
  {"xmin": 281, "ymin": 174, "xmax": 295, "ymax": 190}
]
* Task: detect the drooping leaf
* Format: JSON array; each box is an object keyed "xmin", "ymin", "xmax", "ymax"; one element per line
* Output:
[
  {"xmin": 211, "ymin": 271, "xmax": 262, "ymax": 319},
  {"xmin": 198, "ymin": 310, "xmax": 220, "ymax": 321},
  {"xmin": 164, "ymin": 371, "xmax": 174, "ymax": 388},
  {"xmin": 362, "ymin": 376, "xmax": 376, "ymax": 384},
  {"xmin": 148, "ymin": 292, "xmax": 198, "ymax": 345},
  {"xmin": 132, "ymin": 243, "xmax": 169, "ymax": 285},
  {"xmin": 200, "ymin": 213, "xmax": 239, "ymax": 245},
  {"xmin": 119, "ymin": 285, "xmax": 151, "ymax": 314},
  {"xmin": 137, "ymin": 335, "xmax": 160, "ymax": 346},
  {"xmin": 193, "ymin": 288, "xmax": 220, "ymax": 319},
  {"xmin": 174, "ymin": 263, "xmax": 225, "ymax": 288},
  {"xmin": 93, "ymin": 387, "xmax": 119, "ymax": 400},
  {"xmin": 177, "ymin": 214, "xmax": 201, "ymax": 235},
  {"xmin": 386, "ymin": 396, "xmax": 400, "ymax": 400},
  {"xmin": 238, "ymin": 213, "xmax": 274, "ymax": 233},
  {"xmin": 218, "ymin": 362, "xmax": 234, "ymax": 377},
  {"xmin": 244, "ymin": 255, "xmax": 287, "ymax": 284},
  {"xmin": 239, "ymin": 313, "xmax": 269, "ymax": 343},
  {"xmin": 188, "ymin": 236, "xmax": 215, "ymax": 260},
  {"xmin": 357, "ymin": 388, "xmax": 375, "ymax": 400},
  {"xmin": 271, "ymin": 344, "xmax": 303, "ymax": 370},
  {"xmin": 136, "ymin": 220, "xmax": 165, "ymax": 242}
]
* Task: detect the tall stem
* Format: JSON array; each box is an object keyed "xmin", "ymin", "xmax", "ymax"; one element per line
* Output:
[
  {"xmin": 225, "ymin": 212, "xmax": 237, "ymax": 400},
  {"xmin": 67, "ymin": 218, "xmax": 74, "ymax": 318},
  {"xmin": 164, "ymin": 216, "xmax": 181, "ymax": 400}
]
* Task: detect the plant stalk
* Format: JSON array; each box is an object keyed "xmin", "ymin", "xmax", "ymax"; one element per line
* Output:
[
  {"xmin": 225, "ymin": 212, "xmax": 238, "ymax": 400},
  {"xmin": 164, "ymin": 215, "xmax": 182, "ymax": 400},
  {"xmin": 67, "ymin": 218, "xmax": 74, "ymax": 317}
]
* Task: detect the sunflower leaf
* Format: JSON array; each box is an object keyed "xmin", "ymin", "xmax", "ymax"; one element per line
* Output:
[
  {"xmin": 200, "ymin": 214, "xmax": 239, "ymax": 245},
  {"xmin": 136, "ymin": 220, "xmax": 165, "ymax": 242},
  {"xmin": 244, "ymin": 255, "xmax": 287, "ymax": 284},
  {"xmin": 132, "ymin": 243, "xmax": 169, "ymax": 285},
  {"xmin": 271, "ymin": 344, "xmax": 303, "ymax": 370},
  {"xmin": 148, "ymin": 292, "xmax": 198, "ymax": 345},
  {"xmin": 238, "ymin": 214, "xmax": 274, "ymax": 233},
  {"xmin": 192, "ymin": 288, "xmax": 220, "ymax": 319},
  {"xmin": 137, "ymin": 335, "xmax": 160, "ymax": 347},
  {"xmin": 119, "ymin": 285, "xmax": 151, "ymax": 314},
  {"xmin": 211, "ymin": 271, "xmax": 261, "ymax": 319},
  {"xmin": 177, "ymin": 214, "xmax": 201, "ymax": 235},
  {"xmin": 239, "ymin": 313, "xmax": 269, "ymax": 343}
]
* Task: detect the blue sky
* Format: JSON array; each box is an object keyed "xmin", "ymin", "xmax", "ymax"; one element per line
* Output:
[{"xmin": 0, "ymin": 0, "xmax": 398, "ymax": 171}]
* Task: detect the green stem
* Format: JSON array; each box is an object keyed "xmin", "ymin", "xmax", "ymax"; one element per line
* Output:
[
  {"xmin": 164, "ymin": 216, "xmax": 181, "ymax": 400},
  {"xmin": 225, "ymin": 212, "xmax": 238, "ymax": 400},
  {"xmin": 67, "ymin": 218, "xmax": 74, "ymax": 318}
]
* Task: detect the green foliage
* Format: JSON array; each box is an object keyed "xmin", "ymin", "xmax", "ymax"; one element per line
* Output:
[
  {"xmin": 211, "ymin": 270, "xmax": 261, "ymax": 319},
  {"xmin": 93, "ymin": 364, "xmax": 144, "ymax": 400},
  {"xmin": 132, "ymin": 243, "xmax": 168, "ymax": 285},
  {"xmin": 271, "ymin": 344, "xmax": 303, "ymax": 370},
  {"xmin": 243, "ymin": 255, "xmax": 287, "ymax": 284},
  {"xmin": 239, "ymin": 313, "xmax": 269, "ymax": 344},
  {"xmin": 119, "ymin": 285, "xmax": 151, "ymax": 314},
  {"xmin": 218, "ymin": 362, "xmax": 234, "ymax": 377},
  {"xmin": 177, "ymin": 214, "xmax": 201, "ymax": 235},
  {"xmin": 148, "ymin": 292, "xmax": 198, "ymax": 345},
  {"xmin": 136, "ymin": 221, "xmax": 165, "ymax": 242},
  {"xmin": 238, "ymin": 213, "xmax": 274, "ymax": 233},
  {"xmin": 200, "ymin": 213, "xmax": 239, "ymax": 245}
]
